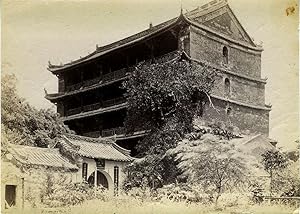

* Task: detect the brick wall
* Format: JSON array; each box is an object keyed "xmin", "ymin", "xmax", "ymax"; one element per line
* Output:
[
  {"xmin": 188, "ymin": 25, "xmax": 269, "ymax": 135},
  {"xmin": 189, "ymin": 26, "xmax": 262, "ymax": 78},
  {"xmin": 202, "ymin": 98, "xmax": 269, "ymax": 135},
  {"xmin": 211, "ymin": 74, "xmax": 266, "ymax": 106}
]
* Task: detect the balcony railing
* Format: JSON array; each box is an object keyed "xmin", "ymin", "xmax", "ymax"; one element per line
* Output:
[
  {"xmin": 65, "ymin": 68, "xmax": 127, "ymax": 92},
  {"xmin": 66, "ymin": 82, "xmax": 82, "ymax": 92},
  {"xmin": 65, "ymin": 97, "xmax": 126, "ymax": 116},
  {"xmin": 102, "ymin": 68, "xmax": 127, "ymax": 83},
  {"xmin": 82, "ymin": 77, "xmax": 102, "ymax": 87},
  {"xmin": 66, "ymin": 107, "xmax": 82, "ymax": 116},
  {"xmin": 101, "ymin": 127, "xmax": 126, "ymax": 137},
  {"xmin": 63, "ymin": 51, "xmax": 179, "ymax": 93},
  {"xmin": 152, "ymin": 50, "xmax": 178, "ymax": 64},
  {"xmin": 82, "ymin": 102, "xmax": 102, "ymax": 112},
  {"xmin": 103, "ymin": 97, "xmax": 126, "ymax": 108},
  {"xmin": 83, "ymin": 131, "xmax": 101, "ymax": 138}
]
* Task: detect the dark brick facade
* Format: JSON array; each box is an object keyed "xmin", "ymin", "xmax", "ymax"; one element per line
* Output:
[
  {"xmin": 189, "ymin": 26, "xmax": 270, "ymax": 135},
  {"xmin": 203, "ymin": 98, "xmax": 269, "ymax": 135}
]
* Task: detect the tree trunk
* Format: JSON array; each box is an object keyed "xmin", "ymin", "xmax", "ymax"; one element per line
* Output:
[
  {"xmin": 270, "ymin": 170, "xmax": 273, "ymax": 197},
  {"xmin": 215, "ymin": 186, "xmax": 221, "ymax": 207}
]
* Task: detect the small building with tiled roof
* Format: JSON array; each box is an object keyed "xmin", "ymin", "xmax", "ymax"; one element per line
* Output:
[
  {"xmin": 57, "ymin": 134, "xmax": 134, "ymax": 193},
  {"xmin": 2, "ymin": 134, "xmax": 133, "ymax": 210}
]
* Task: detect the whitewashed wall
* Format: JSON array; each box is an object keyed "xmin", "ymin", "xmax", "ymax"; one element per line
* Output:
[{"xmin": 78, "ymin": 157, "xmax": 127, "ymax": 195}]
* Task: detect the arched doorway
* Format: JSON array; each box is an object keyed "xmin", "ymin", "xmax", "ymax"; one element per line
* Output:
[{"xmin": 87, "ymin": 171, "xmax": 109, "ymax": 189}]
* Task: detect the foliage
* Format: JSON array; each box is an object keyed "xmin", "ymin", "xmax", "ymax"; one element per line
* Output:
[
  {"xmin": 1, "ymin": 74, "xmax": 73, "ymax": 148},
  {"xmin": 123, "ymin": 154, "xmax": 181, "ymax": 191},
  {"xmin": 261, "ymin": 150, "xmax": 288, "ymax": 196},
  {"xmin": 123, "ymin": 54, "xmax": 216, "ymax": 135},
  {"xmin": 248, "ymin": 182, "xmax": 265, "ymax": 204},
  {"xmin": 168, "ymin": 133, "xmax": 256, "ymax": 205},
  {"xmin": 122, "ymin": 53, "xmax": 216, "ymax": 188},
  {"xmin": 261, "ymin": 150, "xmax": 288, "ymax": 174},
  {"xmin": 154, "ymin": 183, "xmax": 213, "ymax": 204},
  {"xmin": 123, "ymin": 53, "xmax": 216, "ymax": 154},
  {"xmin": 43, "ymin": 182, "xmax": 109, "ymax": 207}
]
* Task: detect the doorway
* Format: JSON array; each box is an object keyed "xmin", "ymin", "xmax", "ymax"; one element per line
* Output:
[
  {"xmin": 5, "ymin": 185, "xmax": 16, "ymax": 208},
  {"xmin": 87, "ymin": 171, "xmax": 109, "ymax": 189}
]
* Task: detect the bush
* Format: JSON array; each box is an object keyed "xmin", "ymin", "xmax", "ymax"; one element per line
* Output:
[
  {"xmin": 43, "ymin": 182, "xmax": 109, "ymax": 207},
  {"xmin": 153, "ymin": 184, "xmax": 214, "ymax": 204}
]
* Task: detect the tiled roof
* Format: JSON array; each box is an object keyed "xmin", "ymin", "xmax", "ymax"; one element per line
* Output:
[
  {"xmin": 48, "ymin": 0, "xmax": 261, "ymax": 73},
  {"xmin": 48, "ymin": 18, "xmax": 178, "ymax": 72},
  {"xmin": 62, "ymin": 134, "xmax": 133, "ymax": 162},
  {"xmin": 9, "ymin": 145, "xmax": 78, "ymax": 170},
  {"xmin": 232, "ymin": 134, "xmax": 276, "ymax": 158}
]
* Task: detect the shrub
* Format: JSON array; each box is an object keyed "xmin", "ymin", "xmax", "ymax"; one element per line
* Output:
[{"xmin": 43, "ymin": 182, "xmax": 109, "ymax": 207}]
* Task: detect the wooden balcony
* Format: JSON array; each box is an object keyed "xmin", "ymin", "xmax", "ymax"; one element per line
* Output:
[
  {"xmin": 101, "ymin": 127, "xmax": 126, "ymax": 137},
  {"xmin": 102, "ymin": 68, "xmax": 127, "ymax": 83},
  {"xmin": 65, "ymin": 97, "xmax": 126, "ymax": 116},
  {"xmin": 66, "ymin": 107, "xmax": 82, "ymax": 116},
  {"xmin": 103, "ymin": 97, "xmax": 126, "ymax": 108},
  {"xmin": 82, "ymin": 77, "xmax": 102, "ymax": 87},
  {"xmin": 53, "ymin": 51, "xmax": 179, "ymax": 96},
  {"xmin": 65, "ymin": 82, "xmax": 82, "ymax": 92},
  {"xmin": 83, "ymin": 102, "xmax": 102, "ymax": 112},
  {"xmin": 64, "ymin": 68, "xmax": 127, "ymax": 93},
  {"xmin": 83, "ymin": 131, "xmax": 101, "ymax": 138}
]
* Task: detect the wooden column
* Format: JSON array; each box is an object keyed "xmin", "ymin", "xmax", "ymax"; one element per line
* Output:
[
  {"xmin": 80, "ymin": 95, "xmax": 83, "ymax": 112},
  {"xmin": 80, "ymin": 70, "xmax": 83, "ymax": 86},
  {"xmin": 58, "ymin": 74, "xmax": 65, "ymax": 93},
  {"xmin": 126, "ymin": 55, "xmax": 129, "ymax": 68}
]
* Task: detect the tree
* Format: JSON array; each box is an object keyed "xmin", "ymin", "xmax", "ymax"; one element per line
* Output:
[
  {"xmin": 1, "ymin": 74, "xmax": 73, "ymax": 148},
  {"xmin": 122, "ymin": 52, "xmax": 216, "ymax": 188},
  {"xmin": 168, "ymin": 133, "xmax": 254, "ymax": 205},
  {"xmin": 123, "ymin": 53, "xmax": 216, "ymax": 138},
  {"xmin": 261, "ymin": 150, "xmax": 288, "ymax": 196}
]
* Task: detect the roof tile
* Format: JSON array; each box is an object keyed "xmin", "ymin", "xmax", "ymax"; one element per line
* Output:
[{"xmin": 11, "ymin": 145, "xmax": 78, "ymax": 170}]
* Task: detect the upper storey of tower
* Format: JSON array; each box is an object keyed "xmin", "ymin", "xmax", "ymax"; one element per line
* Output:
[{"xmin": 47, "ymin": 0, "xmax": 263, "ymax": 75}]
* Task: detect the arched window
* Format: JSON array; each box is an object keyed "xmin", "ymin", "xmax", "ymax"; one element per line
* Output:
[
  {"xmin": 226, "ymin": 107, "xmax": 232, "ymax": 116},
  {"xmin": 114, "ymin": 166, "xmax": 119, "ymax": 195},
  {"xmin": 223, "ymin": 46, "xmax": 228, "ymax": 64},
  {"xmin": 224, "ymin": 78, "xmax": 230, "ymax": 97}
]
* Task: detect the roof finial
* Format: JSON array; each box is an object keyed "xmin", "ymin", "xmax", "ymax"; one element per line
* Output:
[
  {"xmin": 149, "ymin": 22, "xmax": 153, "ymax": 29},
  {"xmin": 180, "ymin": 0, "xmax": 183, "ymax": 14}
]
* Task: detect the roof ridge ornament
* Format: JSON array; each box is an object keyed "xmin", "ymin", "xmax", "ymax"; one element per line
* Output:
[
  {"xmin": 180, "ymin": 0, "xmax": 183, "ymax": 15},
  {"xmin": 149, "ymin": 22, "xmax": 153, "ymax": 29}
]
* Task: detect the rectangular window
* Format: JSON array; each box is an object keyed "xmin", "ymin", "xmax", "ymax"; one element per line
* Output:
[
  {"xmin": 114, "ymin": 166, "xmax": 119, "ymax": 195},
  {"xmin": 82, "ymin": 163, "xmax": 88, "ymax": 181},
  {"xmin": 5, "ymin": 185, "xmax": 16, "ymax": 209}
]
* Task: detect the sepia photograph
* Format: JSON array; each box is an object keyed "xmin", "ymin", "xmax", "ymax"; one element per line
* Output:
[{"xmin": 1, "ymin": 0, "xmax": 299, "ymax": 213}]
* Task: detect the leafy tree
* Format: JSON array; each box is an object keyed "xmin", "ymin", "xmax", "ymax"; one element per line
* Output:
[
  {"xmin": 1, "ymin": 74, "xmax": 73, "ymax": 148},
  {"xmin": 275, "ymin": 161, "xmax": 300, "ymax": 197},
  {"xmin": 261, "ymin": 150, "xmax": 288, "ymax": 196},
  {"xmin": 168, "ymin": 133, "xmax": 254, "ymax": 205},
  {"xmin": 123, "ymin": 53, "xmax": 216, "ymax": 138},
  {"xmin": 122, "ymin": 53, "xmax": 216, "ymax": 188}
]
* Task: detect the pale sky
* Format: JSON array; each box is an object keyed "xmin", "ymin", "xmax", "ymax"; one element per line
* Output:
[{"xmin": 2, "ymin": 0, "xmax": 299, "ymax": 150}]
